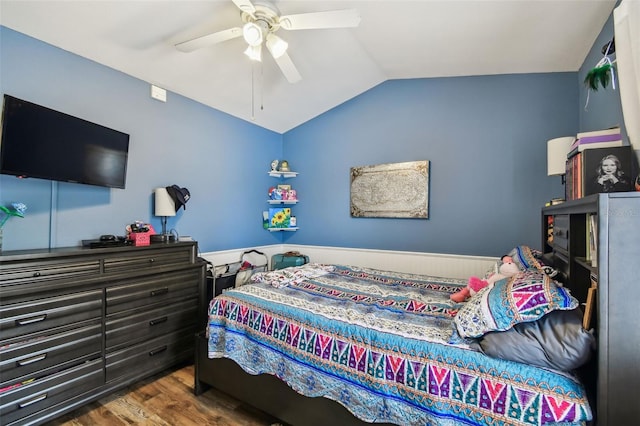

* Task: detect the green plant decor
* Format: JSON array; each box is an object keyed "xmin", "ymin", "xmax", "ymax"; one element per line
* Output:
[
  {"xmin": 584, "ymin": 62, "xmax": 615, "ymax": 91},
  {"xmin": 0, "ymin": 202, "xmax": 27, "ymax": 228}
]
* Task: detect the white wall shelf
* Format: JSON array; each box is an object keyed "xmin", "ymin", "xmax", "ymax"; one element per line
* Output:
[
  {"xmin": 267, "ymin": 200, "xmax": 298, "ymax": 205},
  {"xmin": 266, "ymin": 170, "xmax": 299, "ymax": 232},
  {"xmin": 268, "ymin": 171, "xmax": 298, "ymax": 178}
]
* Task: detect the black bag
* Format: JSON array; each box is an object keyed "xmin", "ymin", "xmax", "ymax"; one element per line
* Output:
[{"xmin": 212, "ymin": 250, "xmax": 268, "ymax": 297}]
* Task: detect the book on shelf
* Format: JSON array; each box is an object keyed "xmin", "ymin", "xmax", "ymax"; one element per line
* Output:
[
  {"xmin": 588, "ymin": 213, "xmax": 598, "ymax": 267},
  {"xmin": 568, "ymin": 126, "xmax": 622, "ymax": 158},
  {"xmin": 566, "ymin": 152, "xmax": 584, "ymax": 200},
  {"xmin": 565, "ymin": 157, "xmax": 572, "ymax": 201},
  {"xmin": 567, "ymin": 138, "xmax": 623, "ymax": 158},
  {"xmin": 576, "ymin": 126, "xmax": 621, "ymax": 139},
  {"xmin": 576, "ymin": 133, "xmax": 621, "ymax": 143},
  {"xmin": 569, "ymin": 131, "xmax": 621, "ymax": 150},
  {"xmin": 583, "ymin": 273, "xmax": 598, "ymax": 330},
  {"xmin": 585, "ymin": 217, "xmax": 590, "ymax": 262}
]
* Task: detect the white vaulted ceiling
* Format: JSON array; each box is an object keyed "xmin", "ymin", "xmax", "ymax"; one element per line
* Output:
[{"xmin": 0, "ymin": 1, "xmax": 617, "ymax": 133}]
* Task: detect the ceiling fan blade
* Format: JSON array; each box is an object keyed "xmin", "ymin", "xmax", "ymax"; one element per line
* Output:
[
  {"xmin": 175, "ymin": 27, "xmax": 242, "ymax": 52},
  {"xmin": 270, "ymin": 50, "xmax": 302, "ymax": 84},
  {"xmin": 279, "ymin": 9, "xmax": 361, "ymax": 31},
  {"xmin": 232, "ymin": 0, "xmax": 255, "ymax": 16}
]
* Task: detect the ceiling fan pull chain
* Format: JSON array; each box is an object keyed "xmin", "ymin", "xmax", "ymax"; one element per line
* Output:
[
  {"xmin": 251, "ymin": 63, "xmax": 256, "ymax": 119},
  {"xmin": 260, "ymin": 61, "xmax": 264, "ymax": 111}
]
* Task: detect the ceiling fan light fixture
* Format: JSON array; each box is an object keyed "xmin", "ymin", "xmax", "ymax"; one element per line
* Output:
[
  {"xmin": 242, "ymin": 22, "xmax": 263, "ymax": 46},
  {"xmin": 266, "ymin": 34, "xmax": 288, "ymax": 59},
  {"xmin": 244, "ymin": 44, "xmax": 262, "ymax": 61}
]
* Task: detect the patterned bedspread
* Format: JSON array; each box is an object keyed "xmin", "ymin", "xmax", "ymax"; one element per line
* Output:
[{"xmin": 207, "ymin": 264, "xmax": 591, "ymax": 426}]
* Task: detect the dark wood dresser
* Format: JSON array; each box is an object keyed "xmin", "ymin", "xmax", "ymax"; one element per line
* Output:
[{"xmin": 0, "ymin": 242, "xmax": 206, "ymax": 425}]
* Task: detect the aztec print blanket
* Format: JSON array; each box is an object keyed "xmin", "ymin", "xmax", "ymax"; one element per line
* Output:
[{"xmin": 207, "ymin": 264, "xmax": 591, "ymax": 426}]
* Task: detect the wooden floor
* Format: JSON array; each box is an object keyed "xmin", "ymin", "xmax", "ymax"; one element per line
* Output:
[{"xmin": 46, "ymin": 364, "xmax": 283, "ymax": 426}]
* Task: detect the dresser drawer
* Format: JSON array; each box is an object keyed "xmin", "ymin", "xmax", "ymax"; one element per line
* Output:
[
  {"xmin": 552, "ymin": 214, "xmax": 569, "ymax": 251},
  {"xmin": 106, "ymin": 298, "xmax": 198, "ymax": 351},
  {"xmin": 105, "ymin": 330, "xmax": 194, "ymax": 383},
  {"xmin": 106, "ymin": 269, "xmax": 200, "ymax": 315},
  {"xmin": 103, "ymin": 246, "xmax": 193, "ymax": 273},
  {"xmin": 0, "ymin": 257, "xmax": 100, "ymax": 284},
  {"xmin": 0, "ymin": 358, "xmax": 103, "ymax": 425},
  {"xmin": 0, "ymin": 321, "xmax": 102, "ymax": 385},
  {"xmin": 0, "ymin": 289, "xmax": 102, "ymax": 341}
]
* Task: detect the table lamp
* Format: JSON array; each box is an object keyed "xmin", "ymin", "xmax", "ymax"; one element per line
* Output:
[
  {"xmin": 154, "ymin": 187, "xmax": 176, "ymax": 242},
  {"xmin": 547, "ymin": 137, "xmax": 575, "ymax": 184}
]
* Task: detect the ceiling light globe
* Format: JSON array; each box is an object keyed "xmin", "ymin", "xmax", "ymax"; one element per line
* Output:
[
  {"xmin": 266, "ymin": 34, "xmax": 288, "ymax": 59},
  {"xmin": 243, "ymin": 22, "xmax": 263, "ymax": 46},
  {"xmin": 244, "ymin": 44, "xmax": 262, "ymax": 62}
]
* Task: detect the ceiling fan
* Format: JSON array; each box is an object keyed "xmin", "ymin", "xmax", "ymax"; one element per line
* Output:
[{"xmin": 174, "ymin": 0, "xmax": 361, "ymax": 83}]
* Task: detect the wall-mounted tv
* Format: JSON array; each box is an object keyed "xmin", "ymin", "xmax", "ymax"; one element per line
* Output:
[{"xmin": 0, "ymin": 94, "xmax": 130, "ymax": 189}]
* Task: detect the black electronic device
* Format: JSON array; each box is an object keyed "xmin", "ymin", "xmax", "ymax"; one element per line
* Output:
[
  {"xmin": 0, "ymin": 95, "xmax": 130, "ymax": 189},
  {"xmin": 150, "ymin": 234, "xmax": 176, "ymax": 243},
  {"xmin": 82, "ymin": 237, "xmax": 129, "ymax": 248}
]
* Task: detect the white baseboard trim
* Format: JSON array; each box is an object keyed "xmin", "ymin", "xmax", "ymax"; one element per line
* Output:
[{"xmin": 200, "ymin": 244, "xmax": 496, "ymax": 279}]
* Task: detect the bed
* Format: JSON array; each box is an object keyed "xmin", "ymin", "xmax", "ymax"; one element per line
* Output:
[{"xmin": 195, "ymin": 246, "xmax": 594, "ymax": 426}]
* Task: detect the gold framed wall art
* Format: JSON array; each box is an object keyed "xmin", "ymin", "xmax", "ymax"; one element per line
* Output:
[{"xmin": 350, "ymin": 160, "xmax": 430, "ymax": 219}]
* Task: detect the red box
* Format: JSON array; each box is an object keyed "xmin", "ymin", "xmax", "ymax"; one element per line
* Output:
[{"xmin": 129, "ymin": 231, "xmax": 152, "ymax": 246}]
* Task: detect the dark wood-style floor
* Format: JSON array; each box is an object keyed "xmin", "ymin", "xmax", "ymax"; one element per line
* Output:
[{"xmin": 46, "ymin": 364, "xmax": 283, "ymax": 426}]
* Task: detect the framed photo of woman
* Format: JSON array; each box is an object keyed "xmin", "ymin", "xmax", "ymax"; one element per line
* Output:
[{"xmin": 583, "ymin": 146, "xmax": 636, "ymax": 196}]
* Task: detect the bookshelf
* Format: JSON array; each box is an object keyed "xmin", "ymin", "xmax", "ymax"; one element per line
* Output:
[{"xmin": 542, "ymin": 192, "xmax": 640, "ymax": 425}]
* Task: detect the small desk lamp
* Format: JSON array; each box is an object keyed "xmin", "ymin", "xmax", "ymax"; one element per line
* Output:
[
  {"xmin": 154, "ymin": 187, "xmax": 176, "ymax": 243},
  {"xmin": 547, "ymin": 137, "xmax": 575, "ymax": 185}
]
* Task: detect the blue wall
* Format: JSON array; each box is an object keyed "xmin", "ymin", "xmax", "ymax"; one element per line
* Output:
[
  {"xmin": 579, "ymin": 12, "xmax": 627, "ymax": 139},
  {"xmin": 0, "ymin": 27, "xmax": 282, "ymax": 252},
  {"xmin": 283, "ymin": 74, "xmax": 578, "ymax": 256},
  {"xmin": 0, "ymin": 10, "xmax": 627, "ymax": 256}
]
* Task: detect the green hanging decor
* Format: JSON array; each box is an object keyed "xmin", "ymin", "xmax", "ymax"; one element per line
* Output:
[
  {"xmin": 584, "ymin": 62, "xmax": 614, "ymax": 91},
  {"xmin": 584, "ymin": 38, "xmax": 616, "ymax": 109}
]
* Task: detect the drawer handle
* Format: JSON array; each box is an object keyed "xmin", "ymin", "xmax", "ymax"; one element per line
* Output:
[
  {"xmin": 16, "ymin": 314, "xmax": 47, "ymax": 326},
  {"xmin": 19, "ymin": 393, "xmax": 47, "ymax": 408},
  {"xmin": 150, "ymin": 287, "xmax": 168, "ymax": 297},
  {"xmin": 149, "ymin": 345, "xmax": 167, "ymax": 357},
  {"xmin": 17, "ymin": 353, "xmax": 47, "ymax": 366},
  {"xmin": 149, "ymin": 258, "xmax": 155, "ymax": 264},
  {"xmin": 149, "ymin": 316, "xmax": 168, "ymax": 326},
  {"xmin": 32, "ymin": 271, "xmax": 41, "ymax": 277}
]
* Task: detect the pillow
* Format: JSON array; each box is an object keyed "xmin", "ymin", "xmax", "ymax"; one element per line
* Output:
[
  {"xmin": 473, "ymin": 308, "xmax": 595, "ymax": 371},
  {"xmin": 454, "ymin": 270, "xmax": 579, "ymax": 338},
  {"xmin": 506, "ymin": 245, "xmax": 544, "ymax": 271},
  {"xmin": 482, "ymin": 245, "xmax": 542, "ymax": 280},
  {"xmin": 505, "ymin": 245, "xmax": 567, "ymax": 283}
]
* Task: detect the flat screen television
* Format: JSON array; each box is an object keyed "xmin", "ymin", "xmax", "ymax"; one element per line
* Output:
[{"xmin": 0, "ymin": 94, "xmax": 130, "ymax": 189}]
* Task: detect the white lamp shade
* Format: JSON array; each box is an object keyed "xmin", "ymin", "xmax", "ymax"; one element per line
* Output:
[
  {"xmin": 155, "ymin": 187, "xmax": 176, "ymax": 217},
  {"xmin": 547, "ymin": 137, "xmax": 575, "ymax": 176}
]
